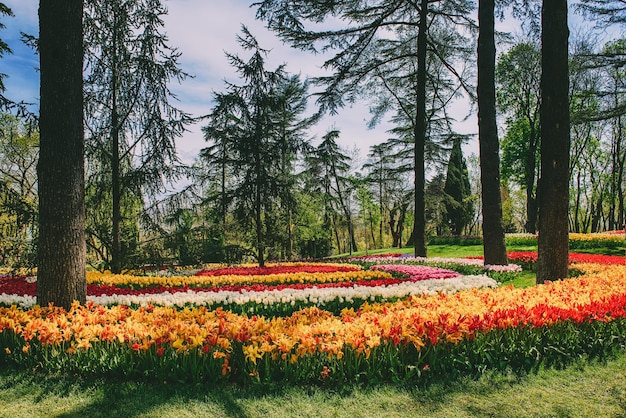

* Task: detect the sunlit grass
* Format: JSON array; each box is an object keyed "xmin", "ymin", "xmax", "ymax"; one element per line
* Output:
[{"xmin": 0, "ymin": 351, "xmax": 624, "ymax": 417}]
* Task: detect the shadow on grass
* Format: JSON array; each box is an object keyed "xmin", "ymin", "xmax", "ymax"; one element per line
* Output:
[
  {"xmin": 2, "ymin": 351, "xmax": 626, "ymax": 418},
  {"xmin": 0, "ymin": 367, "xmax": 258, "ymax": 418}
]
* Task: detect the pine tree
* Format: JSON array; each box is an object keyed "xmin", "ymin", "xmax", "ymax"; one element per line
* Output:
[{"xmin": 84, "ymin": 0, "xmax": 190, "ymax": 273}]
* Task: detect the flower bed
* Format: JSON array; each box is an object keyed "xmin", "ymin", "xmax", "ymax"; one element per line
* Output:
[
  {"xmin": 492, "ymin": 252, "xmax": 626, "ymax": 270},
  {"xmin": 0, "ymin": 273, "xmax": 498, "ymax": 314},
  {"xmin": 1, "ymin": 263, "xmax": 625, "ymax": 385},
  {"xmin": 345, "ymin": 255, "xmax": 522, "ymax": 282},
  {"xmin": 1, "ymin": 258, "xmax": 626, "ymax": 386}
]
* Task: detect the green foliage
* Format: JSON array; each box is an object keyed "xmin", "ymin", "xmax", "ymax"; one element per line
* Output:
[
  {"xmin": 0, "ymin": 352, "xmax": 625, "ymax": 417},
  {"xmin": 442, "ymin": 138, "xmax": 474, "ymax": 235},
  {"xmin": 84, "ymin": 0, "xmax": 191, "ymax": 272},
  {"xmin": 0, "ymin": 3, "xmax": 13, "ymax": 97},
  {"xmin": 0, "ymin": 113, "xmax": 38, "ymax": 270},
  {"xmin": 201, "ymin": 28, "xmax": 314, "ymax": 265}
]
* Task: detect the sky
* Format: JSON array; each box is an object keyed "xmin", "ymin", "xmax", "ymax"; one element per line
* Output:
[{"xmin": 1, "ymin": 0, "xmax": 487, "ymax": 170}]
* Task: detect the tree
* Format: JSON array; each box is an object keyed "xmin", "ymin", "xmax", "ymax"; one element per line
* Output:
[
  {"xmin": 536, "ymin": 0, "xmax": 570, "ymax": 283},
  {"xmin": 477, "ymin": 0, "xmax": 507, "ymax": 264},
  {"xmin": 0, "ymin": 3, "xmax": 13, "ymax": 108},
  {"xmin": 0, "ymin": 113, "xmax": 38, "ymax": 268},
  {"xmin": 363, "ymin": 142, "xmax": 412, "ymax": 249},
  {"xmin": 269, "ymin": 74, "xmax": 316, "ymax": 259},
  {"xmin": 254, "ymin": 0, "xmax": 476, "ymax": 257},
  {"xmin": 578, "ymin": 0, "xmax": 626, "ymax": 26},
  {"xmin": 496, "ymin": 41, "xmax": 542, "ymax": 233},
  {"xmin": 37, "ymin": 0, "xmax": 86, "ymax": 309},
  {"xmin": 202, "ymin": 28, "xmax": 312, "ymax": 266},
  {"xmin": 84, "ymin": 0, "xmax": 190, "ymax": 273},
  {"xmin": 304, "ymin": 130, "xmax": 358, "ymax": 254},
  {"xmin": 442, "ymin": 137, "xmax": 473, "ymax": 235}
]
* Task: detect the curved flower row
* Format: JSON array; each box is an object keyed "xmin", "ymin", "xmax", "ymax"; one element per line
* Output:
[
  {"xmin": 369, "ymin": 264, "xmax": 460, "ymax": 280},
  {"xmin": 1, "ymin": 275, "xmax": 498, "ymax": 309},
  {"xmin": 85, "ymin": 269, "xmax": 390, "ymax": 288},
  {"xmin": 347, "ymin": 255, "xmax": 523, "ymax": 273},
  {"xmin": 1, "ymin": 263, "xmax": 625, "ymax": 366},
  {"xmin": 195, "ymin": 262, "xmax": 361, "ymax": 277},
  {"xmin": 501, "ymin": 252, "xmax": 626, "ymax": 266}
]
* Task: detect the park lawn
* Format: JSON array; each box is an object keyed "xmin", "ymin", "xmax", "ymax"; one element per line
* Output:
[{"xmin": 0, "ymin": 351, "xmax": 624, "ymax": 417}]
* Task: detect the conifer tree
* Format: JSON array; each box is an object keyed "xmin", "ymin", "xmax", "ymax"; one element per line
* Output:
[{"xmin": 442, "ymin": 138, "xmax": 473, "ymax": 235}]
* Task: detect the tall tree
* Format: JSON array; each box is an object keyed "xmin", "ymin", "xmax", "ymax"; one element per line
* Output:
[
  {"xmin": 0, "ymin": 113, "xmax": 38, "ymax": 268},
  {"xmin": 536, "ymin": 0, "xmax": 571, "ymax": 283},
  {"xmin": 442, "ymin": 137, "xmax": 473, "ymax": 235},
  {"xmin": 202, "ymin": 28, "xmax": 311, "ymax": 266},
  {"xmin": 477, "ymin": 0, "xmax": 507, "ymax": 264},
  {"xmin": 496, "ymin": 41, "xmax": 542, "ymax": 233},
  {"xmin": 270, "ymin": 74, "xmax": 315, "ymax": 259},
  {"xmin": 255, "ymin": 0, "xmax": 476, "ymax": 257},
  {"xmin": 84, "ymin": 0, "xmax": 190, "ymax": 273},
  {"xmin": 37, "ymin": 0, "xmax": 86, "ymax": 309},
  {"xmin": 305, "ymin": 130, "xmax": 358, "ymax": 254}
]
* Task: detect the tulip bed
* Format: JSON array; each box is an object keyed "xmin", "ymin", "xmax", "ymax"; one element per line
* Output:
[{"xmin": 0, "ymin": 256, "xmax": 625, "ymax": 386}]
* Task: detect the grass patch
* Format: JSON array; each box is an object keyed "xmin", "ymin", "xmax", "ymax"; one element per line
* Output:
[
  {"xmin": 500, "ymin": 270, "xmax": 536, "ymax": 288},
  {"xmin": 0, "ymin": 351, "xmax": 624, "ymax": 417},
  {"xmin": 337, "ymin": 244, "xmax": 543, "ymax": 259}
]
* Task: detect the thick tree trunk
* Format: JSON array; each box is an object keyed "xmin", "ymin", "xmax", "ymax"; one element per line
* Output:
[
  {"xmin": 413, "ymin": 0, "xmax": 428, "ymax": 257},
  {"xmin": 37, "ymin": 0, "xmax": 86, "ymax": 309},
  {"xmin": 477, "ymin": 0, "xmax": 508, "ymax": 265},
  {"xmin": 537, "ymin": 0, "xmax": 570, "ymax": 284}
]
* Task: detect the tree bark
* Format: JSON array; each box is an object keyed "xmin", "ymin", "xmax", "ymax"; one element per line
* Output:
[
  {"xmin": 413, "ymin": 0, "xmax": 428, "ymax": 257},
  {"xmin": 537, "ymin": 0, "xmax": 570, "ymax": 283},
  {"xmin": 37, "ymin": 0, "xmax": 86, "ymax": 309},
  {"xmin": 477, "ymin": 0, "xmax": 508, "ymax": 265}
]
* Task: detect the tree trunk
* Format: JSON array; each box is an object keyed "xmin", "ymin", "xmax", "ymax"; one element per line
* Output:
[
  {"xmin": 477, "ymin": 0, "xmax": 508, "ymax": 265},
  {"xmin": 524, "ymin": 121, "xmax": 539, "ymax": 233},
  {"xmin": 537, "ymin": 0, "xmax": 570, "ymax": 284},
  {"xmin": 111, "ymin": 39, "xmax": 122, "ymax": 274},
  {"xmin": 103, "ymin": 7, "xmax": 124, "ymax": 274},
  {"xmin": 37, "ymin": 0, "xmax": 86, "ymax": 309},
  {"xmin": 413, "ymin": 0, "xmax": 428, "ymax": 257}
]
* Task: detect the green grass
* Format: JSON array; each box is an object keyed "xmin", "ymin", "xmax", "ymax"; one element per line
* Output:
[
  {"xmin": 0, "ymin": 351, "xmax": 624, "ymax": 417},
  {"xmin": 338, "ymin": 244, "xmax": 541, "ymax": 259}
]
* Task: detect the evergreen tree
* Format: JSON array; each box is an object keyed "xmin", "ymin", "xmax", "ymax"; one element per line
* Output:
[
  {"xmin": 442, "ymin": 138, "xmax": 473, "ymax": 235},
  {"xmin": 304, "ymin": 130, "xmax": 357, "ymax": 254},
  {"xmin": 202, "ymin": 28, "xmax": 312, "ymax": 266},
  {"xmin": 578, "ymin": 0, "xmax": 626, "ymax": 26},
  {"xmin": 0, "ymin": 3, "xmax": 12, "ymax": 108},
  {"xmin": 84, "ymin": 0, "xmax": 191, "ymax": 273}
]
